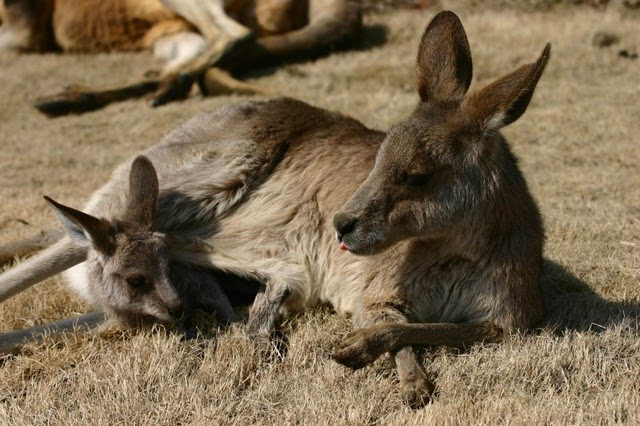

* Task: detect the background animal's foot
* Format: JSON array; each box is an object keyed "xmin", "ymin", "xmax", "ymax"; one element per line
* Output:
[
  {"xmin": 34, "ymin": 84, "xmax": 101, "ymax": 117},
  {"xmin": 400, "ymin": 370, "xmax": 436, "ymax": 409},
  {"xmin": 148, "ymin": 73, "xmax": 195, "ymax": 107},
  {"xmin": 200, "ymin": 68, "xmax": 271, "ymax": 97},
  {"xmin": 331, "ymin": 328, "xmax": 388, "ymax": 369}
]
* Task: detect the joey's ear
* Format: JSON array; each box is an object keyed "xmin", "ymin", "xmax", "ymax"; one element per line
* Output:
[
  {"xmin": 44, "ymin": 196, "xmax": 114, "ymax": 253},
  {"xmin": 465, "ymin": 44, "xmax": 551, "ymax": 132},
  {"xmin": 416, "ymin": 11, "xmax": 473, "ymax": 103},
  {"xmin": 125, "ymin": 156, "xmax": 159, "ymax": 227}
]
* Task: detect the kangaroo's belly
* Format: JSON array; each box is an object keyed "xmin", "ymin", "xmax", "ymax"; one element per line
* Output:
[{"xmin": 205, "ymin": 124, "xmax": 379, "ymax": 314}]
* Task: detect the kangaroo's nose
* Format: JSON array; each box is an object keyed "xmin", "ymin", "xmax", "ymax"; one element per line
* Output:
[{"xmin": 334, "ymin": 214, "xmax": 358, "ymax": 240}]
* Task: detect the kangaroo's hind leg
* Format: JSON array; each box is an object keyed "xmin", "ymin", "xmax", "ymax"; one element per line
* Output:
[
  {"xmin": 242, "ymin": 256, "xmax": 308, "ymax": 338},
  {"xmin": 246, "ymin": 281, "xmax": 291, "ymax": 337}
]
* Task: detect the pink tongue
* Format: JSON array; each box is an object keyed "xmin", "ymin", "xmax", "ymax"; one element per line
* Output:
[{"xmin": 339, "ymin": 242, "xmax": 348, "ymax": 251}]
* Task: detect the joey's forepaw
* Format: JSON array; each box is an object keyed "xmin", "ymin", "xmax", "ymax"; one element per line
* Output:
[{"xmin": 331, "ymin": 329, "xmax": 386, "ymax": 370}]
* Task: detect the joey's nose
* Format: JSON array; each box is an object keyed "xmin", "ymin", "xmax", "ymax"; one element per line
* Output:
[{"xmin": 334, "ymin": 214, "xmax": 358, "ymax": 240}]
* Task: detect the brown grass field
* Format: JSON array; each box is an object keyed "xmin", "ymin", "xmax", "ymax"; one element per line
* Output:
[{"xmin": 1, "ymin": 3, "xmax": 639, "ymax": 424}]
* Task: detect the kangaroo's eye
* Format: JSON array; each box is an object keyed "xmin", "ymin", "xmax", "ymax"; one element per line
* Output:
[
  {"xmin": 126, "ymin": 275, "xmax": 148, "ymax": 288},
  {"xmin": 404, "ymin": 173, "xmax": 431, "ymax": 186}
]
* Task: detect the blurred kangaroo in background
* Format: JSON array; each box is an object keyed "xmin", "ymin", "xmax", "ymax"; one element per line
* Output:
[
  {"xmin": 0, "ymin": 0, "xmax": 362, "ymax": 112},
  {"xmin": 0, "ymin": 11, "xmax": 549, "ymax": 406}
]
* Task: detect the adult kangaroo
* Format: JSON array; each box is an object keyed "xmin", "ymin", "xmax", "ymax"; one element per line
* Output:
[{"xmin": 0, "ymin": 11, "xmax": 549, "ymax": 406}]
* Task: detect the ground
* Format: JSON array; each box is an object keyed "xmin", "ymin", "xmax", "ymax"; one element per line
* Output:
[{"xmin": 1, "ymin": 3, "xmax": 639, "ymax": 425}]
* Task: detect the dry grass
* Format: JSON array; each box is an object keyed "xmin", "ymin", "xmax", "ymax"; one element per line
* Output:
[{"xmin": 1, "ymin": 5, "xmax": 639, "ymax": 425}]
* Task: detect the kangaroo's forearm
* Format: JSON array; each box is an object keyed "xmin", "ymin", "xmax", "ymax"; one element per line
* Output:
[{"xmin": 386, "ymin": 322, "xmax": 503, "ymax": 351}]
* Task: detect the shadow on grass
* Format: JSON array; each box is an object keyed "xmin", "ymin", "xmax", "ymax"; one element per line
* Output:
[{"xmin": 540, "ymin": 259, "xmax": 640, "ymax": 333}]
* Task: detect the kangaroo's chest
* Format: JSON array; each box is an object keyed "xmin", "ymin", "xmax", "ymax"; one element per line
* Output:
[
  {"xmin": 348, "ymin": 245, "xmax": 497, "ymax": 324},
  {"xmin": 403, "ymin": 256, "xmax": 498, "ymax": 324}
]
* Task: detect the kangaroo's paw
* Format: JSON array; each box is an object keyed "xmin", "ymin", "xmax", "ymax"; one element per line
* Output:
[
  {"xmin": 482, "ymin": 323, "xmax": 505, "ymax": 344},
  {"xmin": 332, "ymin": 328, "xmax": 388, "ymax": 370},
  {"xmin": 400, "ymin": 369, "xmax": 436, "ymax": 409}
]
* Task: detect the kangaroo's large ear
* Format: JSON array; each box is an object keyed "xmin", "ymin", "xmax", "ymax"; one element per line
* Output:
[
  {"xmin": 125, "ymin": 156, "xmax": 159, "ymax": 228},
  {"xmin": 44, "ymin": 196, "xmax": 114, "ymax": 254},
  {"xmin": 465, "ymin": 44, "xmax": 551, "ymax": 133},
  {"xmin": 416, "ymin": 11, "xmax": 473, "ymax": 103}
]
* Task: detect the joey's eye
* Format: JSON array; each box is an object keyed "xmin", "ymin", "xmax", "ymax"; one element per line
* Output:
[
  {"xmin": 404, "ymin": 173, "xmax": 431, "ymax": 186},
  {"xmin": 126, "ymin": 275, "xmax": 148, "ymax": 288}
]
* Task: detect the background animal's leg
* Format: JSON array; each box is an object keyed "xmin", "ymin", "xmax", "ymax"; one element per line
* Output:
[
  {"xmin": 333, "ymin": 301, "xmax": 434, "ymax": 408},
  {"xmin": 0, "ymin": 311, "xmax": 105, "ymax": 355},
  {"xmin": 219, "ymin": 0, "xmax": 362, "ymax": 71},
  {"xmin": 149, "ymin": 34, "xmax": 254, "ymax": 107},
  {"xmin": 248, "ymin": 0, "xmax": 309, "ymax": 36},
  {"xmin": 153, "ymin": 0, "xmax": 362, "ymax": 105},
  {"xmin": 161, "ymin": 0, "xmax": 251, "ymax": 41},
  {"xmin": 152, "ymin": 32, "xmax": 208, "ymax": 77},
  {"xmin": 246, "ymin": 282, "xmax": 290, "ymax": 337},
  {"xmin": 0, "ymin": 0, "xmax": 54, "ymax": 51},
  {"xmin": 0, "ymin": 229, "xmax": 64, "ymax": 267},
  {"xmin": 152, "ymin": 0, "xmax": 255, "ymax": 104},
  {"xmin": 34, "ymin": 81, "xmax": 161, "ymax": 118},
  {"xmin": 33, "ymin": 0, "xmax": 363, "ymax": 115},
  {"xmin": 33, "ymin": 0, "xmax": 257, "ymax": 115}
]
